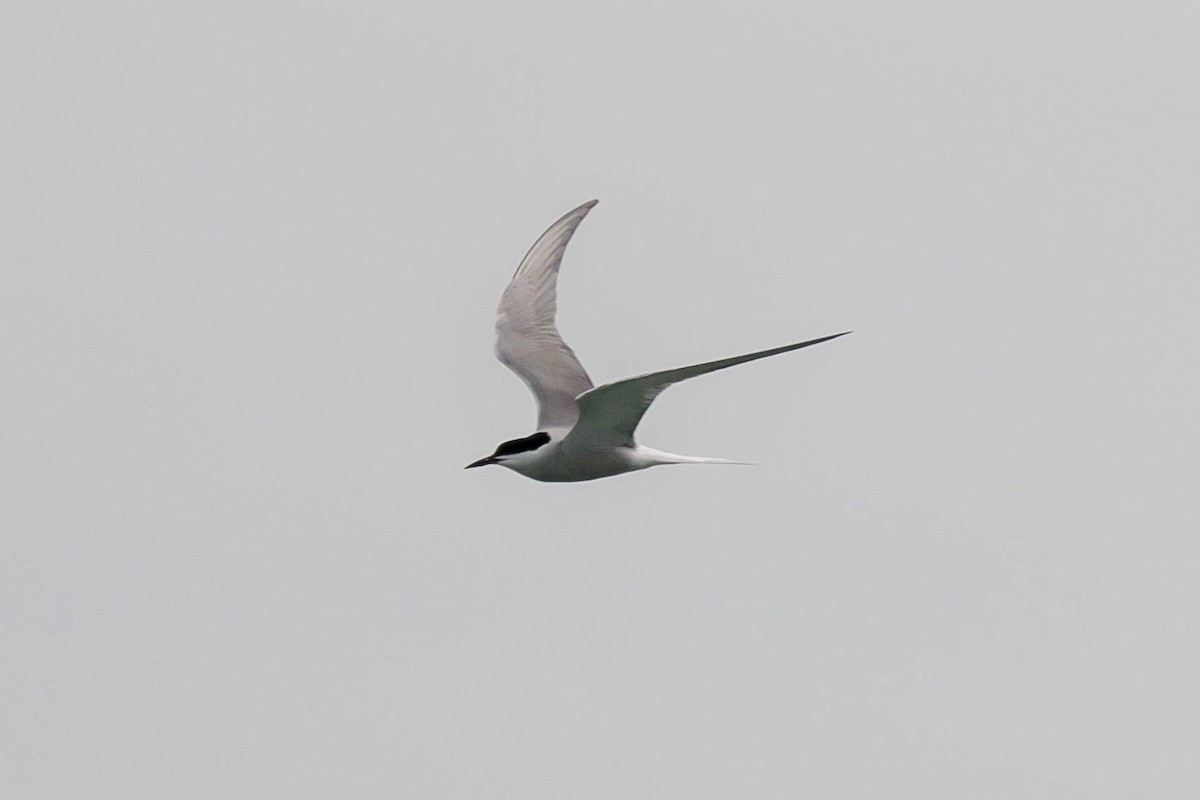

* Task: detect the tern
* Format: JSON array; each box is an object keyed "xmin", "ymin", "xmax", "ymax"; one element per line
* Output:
[{"xmin": 466, "ymin": 200, "xmax": 849, "ymax": 482}]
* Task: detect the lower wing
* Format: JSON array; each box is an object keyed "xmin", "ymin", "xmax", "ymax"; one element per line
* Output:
[{"xmin": 563, "ymin": 331, "xmax": 850, "ymax": 449}]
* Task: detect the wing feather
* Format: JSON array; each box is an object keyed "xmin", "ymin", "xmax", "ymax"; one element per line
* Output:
[
  {"xmin": 563, "ymin": 332, "xmax": 851, "ymax": 449},
  {"xmin": 495, "ymin": 201, "xmax": 598, "ymax": 430}
]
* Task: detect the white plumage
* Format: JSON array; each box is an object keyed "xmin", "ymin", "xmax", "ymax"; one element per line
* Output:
[{"xmin": 468, "ymin": 200, "xmax": 848, "ymax": 482}]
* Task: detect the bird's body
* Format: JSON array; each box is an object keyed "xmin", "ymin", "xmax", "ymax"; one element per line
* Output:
[
  {"xmin": 490, "ymin": 429, "xmax": 741, "ymax": 483},
  {"xmin": 492, "ymin": 430, "xmax": 648, "ymax": 483},
  {"xmin": 466, "ymin": 200, "xmax": 848, "ymax": 482}
]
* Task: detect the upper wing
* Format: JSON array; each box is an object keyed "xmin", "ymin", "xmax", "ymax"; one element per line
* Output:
[
  {"xmin": 563, "ymin": 332, "xmax": 851, "ymax": 449},
  {"xmin": 495, "ymin": 200, "xmax": 598, "ymax": 430}
]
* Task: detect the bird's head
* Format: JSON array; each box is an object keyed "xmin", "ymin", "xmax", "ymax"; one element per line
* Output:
[{"xmin": 465, "ymin": 431, "xmax": 552, "ymax": 470}]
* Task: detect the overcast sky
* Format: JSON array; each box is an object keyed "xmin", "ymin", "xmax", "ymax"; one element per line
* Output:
[{"xmin": 3, "ymin": 2, "xmax": 1198, "ymax": 798}]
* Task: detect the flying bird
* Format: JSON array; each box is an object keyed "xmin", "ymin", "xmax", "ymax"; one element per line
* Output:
[{"xmin": 466, "ymin": 200, "xmax": 848, "ymax": 482}]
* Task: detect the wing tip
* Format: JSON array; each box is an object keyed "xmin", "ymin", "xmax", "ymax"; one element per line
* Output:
[
  {"xmin": 549, "ymin": 198, "xmax": 600, "ymax": 232},
  {"xmin": 806, "ymin": 330, "xmax": 853, "ymax": 347}
]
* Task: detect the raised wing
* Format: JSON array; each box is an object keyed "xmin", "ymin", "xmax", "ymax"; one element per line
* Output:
[
  {"xmin": 495, "ymin": 200, "xmax": 598, "ymax": 430},
  {"xmin": 563, "ymin": 332, "xmax": 851, "ymax": 449}
]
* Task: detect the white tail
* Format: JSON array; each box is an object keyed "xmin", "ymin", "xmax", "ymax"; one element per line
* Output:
[{"xmin": 636, "ymin": 446, "xmax": 755, "ymax": 467}]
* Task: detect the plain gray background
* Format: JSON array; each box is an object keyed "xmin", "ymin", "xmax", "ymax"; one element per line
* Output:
[{"xmin": 3, "ymin": 2, "xmax": 1198, "ymax": 797}]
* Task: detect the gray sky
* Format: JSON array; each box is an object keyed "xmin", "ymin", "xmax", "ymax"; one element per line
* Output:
[{"xmin": 3, "ymin": 1, "xmax": 1198, "ymax": 797}]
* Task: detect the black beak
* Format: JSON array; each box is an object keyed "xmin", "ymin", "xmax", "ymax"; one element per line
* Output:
[{"xmin": 464, "ymin": 456, "xmax": 497, "ymax": 469}]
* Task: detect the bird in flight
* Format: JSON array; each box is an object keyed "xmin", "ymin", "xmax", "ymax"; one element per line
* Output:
[{"xmin": 466, "ymin": 200, "xmax": 849, "ymax": 482}]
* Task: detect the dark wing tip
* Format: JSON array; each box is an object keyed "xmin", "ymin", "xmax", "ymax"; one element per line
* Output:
[{"xmin": 806, "ymin": 330, "xmax": 853, "ymax": 347}]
